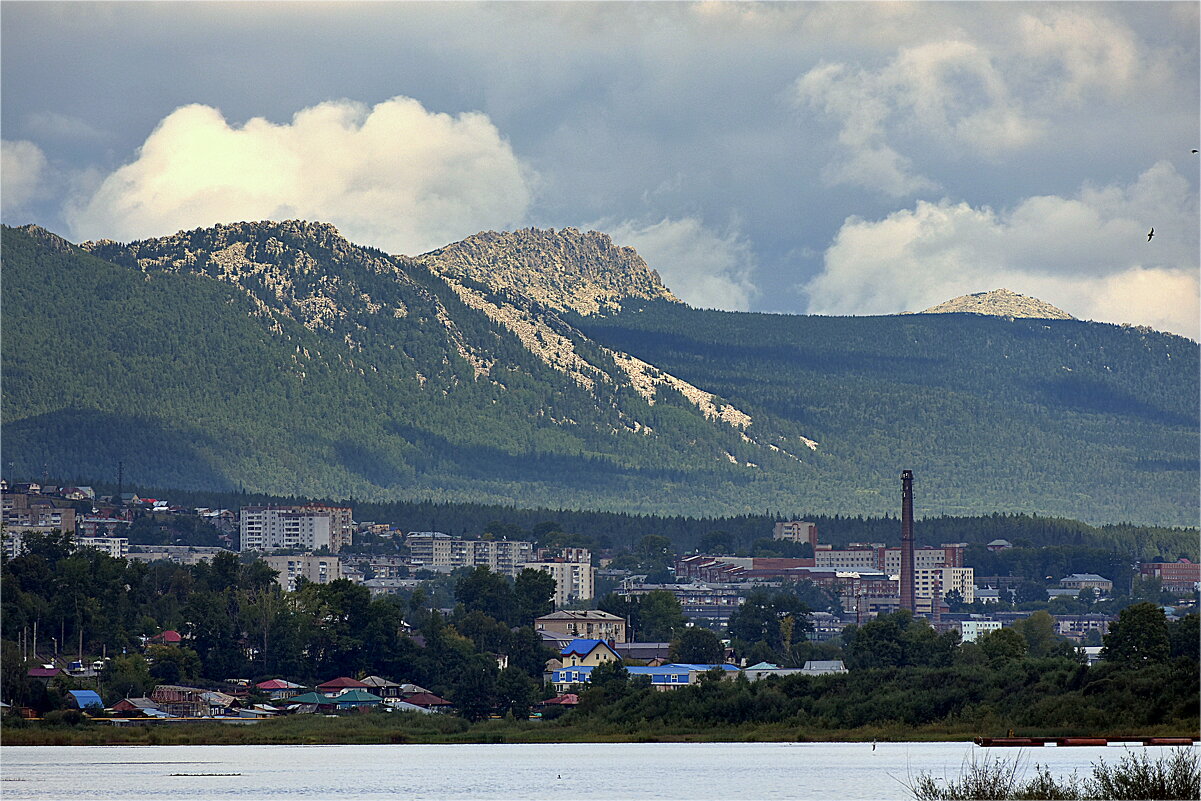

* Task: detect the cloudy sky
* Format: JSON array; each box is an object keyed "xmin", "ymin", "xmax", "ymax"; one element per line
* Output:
[{"xmin": 3, "ymin": 2, "xmax": 1198, "ymax": 337}]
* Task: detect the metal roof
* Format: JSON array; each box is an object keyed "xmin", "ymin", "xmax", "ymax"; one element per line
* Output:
[{"xmin": 68, "ymin": 690, "xmax": 104, "ymax": 708}]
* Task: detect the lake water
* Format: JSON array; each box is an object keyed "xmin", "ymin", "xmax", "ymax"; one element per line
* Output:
[{"xmin": 0, "ymin": 741, "xmax": 1179, "ymax": 800}]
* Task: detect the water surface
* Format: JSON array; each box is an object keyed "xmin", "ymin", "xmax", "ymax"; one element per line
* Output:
[{"xmin": 0, "ymin": 741, "xmax": 1164, "ymax": 800}]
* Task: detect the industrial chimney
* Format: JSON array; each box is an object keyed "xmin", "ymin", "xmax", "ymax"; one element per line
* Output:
[{"xmin": 900, "ymin": 470, "xmax": 915, "ymax": 614}]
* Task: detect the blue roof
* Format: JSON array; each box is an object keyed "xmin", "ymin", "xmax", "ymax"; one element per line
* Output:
[
  {"xmin": 68, "ymin": 690, "xmax": 104, "ymax": 708},
  {"xmin": 560, "ymin": 639, "xmax": 616, "ymax": 657}
]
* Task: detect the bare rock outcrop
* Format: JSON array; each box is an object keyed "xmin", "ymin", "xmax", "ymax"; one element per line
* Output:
[
  {"xmin": 418, "ymin": 227, "xmax": 682, "ymax": 316},
  {"xmin": 918, "ymin": 289, "xmax": 1074, "ymax": 320}
]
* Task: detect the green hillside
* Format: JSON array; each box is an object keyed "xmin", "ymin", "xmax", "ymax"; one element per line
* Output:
[
  {"xmin": 576, "ymin": 302, "xmax": 1199, "ymax": 525},
  {"xmin": 2, "ymin": 223, "xmax": 1196, "ymax": 525}
]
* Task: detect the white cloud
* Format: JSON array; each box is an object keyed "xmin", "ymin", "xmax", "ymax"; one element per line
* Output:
[
  {"xmin": 2, "ymin": 139, "xmax": 48, "ymax": 218},
  {"xmin": 793, "ymin": 7, "xmax": 1177, "ymax": 197},
  {"xmin": 796, "ymin": 38, "xmax": 1040, "ymax": 195},
  {"xmin": 600, "ymin": 217, "xmax": 759, "ymax": 311},
  {"xmin": 65, "ymin": 97, "xmax": 533, "ymax": 254},
  {"xmin": 805, "ymin": 162, "xmax": 1200, "ymax": 339}
]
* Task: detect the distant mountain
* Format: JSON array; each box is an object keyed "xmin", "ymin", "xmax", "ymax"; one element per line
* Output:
[
  {"xmin": 919, "ymin": 289, "xmax": 1074, "ymax": 320},
  {"xmin": 2, "ymin": 222, "xmax": 1196, "ymax": 525}
]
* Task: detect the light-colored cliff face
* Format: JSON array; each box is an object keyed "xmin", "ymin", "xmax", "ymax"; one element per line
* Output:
[
  {"xmin": 919, "ymin": 289, "xmax": 1074, "ymax": 320},
  {"xmin": 418, "ymin": 227, "xmax": 682, "ymax": 316},
  {"xmin": 79, "ymin": 220, "xmax": 816, "ymax": 461}
]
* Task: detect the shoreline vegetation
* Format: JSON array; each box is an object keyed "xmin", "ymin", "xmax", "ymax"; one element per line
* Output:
[
  {"xmin": 905, "ymin": 748, "xmax": 1201, "ymax": 800},
  {"xmin": 2, "ymin": 714, "xmax": 1195, "ymax": 747}
]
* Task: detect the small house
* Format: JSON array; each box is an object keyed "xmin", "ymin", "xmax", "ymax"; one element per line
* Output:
[
  {"xmin": 111, "ymin": 697, "xmax": 161, "ymax": 715},
  {"xmin": 315, "ymin": 676, "xmax": 370, "ymax": 696},
  {"xmin": 255, "ymin": 678, "xmax": 305, "ymax": 701},
  {"xmin": 558, "ymin": 639, "xmax": 620, "ymax": 668},
  {"xmin": 402, "ymin": 692, "xmax": 452, "ymax": 712}
]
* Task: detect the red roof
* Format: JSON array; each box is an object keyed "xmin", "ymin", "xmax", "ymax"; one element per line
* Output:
[
  {"xmin": 256, "ymin": 679, "xmax": 303, "ymax": 690},
  {"xmin": 540, "ymin": 693, "xmax": 579, "ymax": 706},
  {"xmin": 404, "ymin": 692, "xmax": 451, "ymax": 707},
  {"xmin": 150, "ymin": 630, "xmax": 182, "ymax": 643},
  {"xmin": 315, "ymin": 676, "xmax": 369, "ymax": 691},
  {"xmin": 27, "ymin": 667, "xmax": 60, "ymax": 678}
]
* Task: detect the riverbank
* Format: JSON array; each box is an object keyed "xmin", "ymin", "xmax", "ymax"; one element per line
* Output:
[{"xmin": 2, "ymin": 714, "xmax": 1193, "ymax": 747}]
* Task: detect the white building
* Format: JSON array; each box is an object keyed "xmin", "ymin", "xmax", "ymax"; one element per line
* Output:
[
  {"xmin": 262, "ymin": 553, "xmax": 343, "ymax": 592},
  {"xmin": 405, "ymin": 532, "xmax": 534, "ymax": 577},
  {"xmin": 915, "ymin": 567, "xmax": 975, "ymax": 604},
  {"xmin": 522, "ymin": 558, "xmax": 595, "ymax": 607},
  {"xmin": 959, "ymin": 618, "xmax": 1002, "ymax": 642},
  {"xmin": 77, "ymin": 536, "xmax": 129, "ymax": 559},
  {"xmin": 240, "ymin": 505, "xmax": 352, "ymax": 553}
]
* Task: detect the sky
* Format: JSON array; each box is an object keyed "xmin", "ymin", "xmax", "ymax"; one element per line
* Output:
[{"xmin": 3, "ymin": 2, "xmax": 1199, "ymax": 338}]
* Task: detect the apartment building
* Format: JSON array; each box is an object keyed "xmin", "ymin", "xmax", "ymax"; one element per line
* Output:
[
  {"xmin": 240, "ymin": 505, "xmax": 353, "ymax": 553},
  {"xmin": 772, "ymin": 521, "xmax": 818, "ymax": 547},
  {"xmin": 915, "ymin": 567, "xmax": 975, "ymax": 604},
  {"xmin": 77, "ymin": 536, "xmax": 129, "ymax": 559},
  {"xmin": 2, "ymin": 492, "xmax": 77, "ymax": 534},
  {"xmin": 813, "ymin": 543, "xmax": 967, "ymax": 572},
  {"xmin": 262, "ymin": 553, "xmax": 343, "ymax": 592},
  {"xmin": 535, "ymin": 610, "xmax": 627, "ymax": 642},
  {"xmin": 405, "ymin": 532, "xmax": 534, "ymax": 577},
  {"xmin": 523, "ymin": 558, "xmax": 595, "ymax": 607}
]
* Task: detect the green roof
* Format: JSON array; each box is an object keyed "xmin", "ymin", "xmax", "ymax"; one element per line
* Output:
[
  {"xmin": 288, "ymin": 692, "xmax": 333, "ymax": 705},
  {"xmin": 333, "ymin": 689, "xmax": 382, "ymax": 704}
]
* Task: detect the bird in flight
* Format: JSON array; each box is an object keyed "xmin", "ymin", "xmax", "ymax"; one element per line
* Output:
[{"xmin": 1147, "ymin": 228, "xmax": 1155, "ymax": 241}]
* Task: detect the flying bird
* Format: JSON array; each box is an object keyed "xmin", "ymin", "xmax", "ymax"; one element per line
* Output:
[{"xmin": 1147, "ymin": 228, "xmax": 1155, "ymax": 241}]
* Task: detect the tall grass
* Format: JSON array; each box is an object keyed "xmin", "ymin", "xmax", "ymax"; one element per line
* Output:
[{"xmin": 906, "ymin": 748, "xmax": 1199, "ymax": 800}]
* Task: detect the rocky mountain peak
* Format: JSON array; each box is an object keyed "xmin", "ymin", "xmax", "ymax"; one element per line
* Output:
[
  {"xmin": 919, "ymin": 288, "xmax": 1074, "ymax": 320},
  {"xmin": 9, "ymin": 224, "xmax": 78, "ymax": 254},
  {"xmin": 418, "ymin": 227, "xmax": 682, "ymax": 316}
]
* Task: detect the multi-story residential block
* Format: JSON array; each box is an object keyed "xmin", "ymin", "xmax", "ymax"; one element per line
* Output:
[
  {"xmin": 405, "ymin": 532, "xmax": 535, "ymax": 577},
  {"xmin": 262, "ymin": 553, "xmax": 343, "ymax": 592},
  {"xmin": 619, "ymin": 581, "xmax": 748, "ymax": 627},
  {"xmin": 814, "ymin": 543, "xmax": 967, "ymax": 572},
  {"xmin": 1139, "ymin": 559, "xmax": 1200, "ymax": 594},
  {"xmin": 2, "ymin": 493, "xmax": 77, "ymax": 534},
  {"xmin": 301, "ymin": 504, "xmax": 354, "ymax": 552},
  {"xmin": 959, "ymin": 618, "xmax": 1002, "ymax": 642},
  {"xmin": 523, "ymin": 557, "xmax": 595, "ymax": 606},
  {"xmin": 77, "ymin": 536, "xmax": 129, "ymax": 559},
  {"xmin": 1054, "ymin": 614, "xmax": 1114, "ymax": 641},
  {"xmin": 240, "ymin": 505, "xmax": 353, "ymax": 553},
  {"xmin": 915, "ymin": 567, "xmax": 975, "ymax": 604},
  {"xmin": 535, "ymin": 610, "xmax": 627, "ymax": 642},
  {"xmin": 125, "ymin": 545, "xmax": 231, "ymax": 566},
  {"xmin": 772, "ymin": 521, "xmax": 818, "ymax": 547},
  {"xmin": 3, "ymin": 529, "xmax": 128, "ymax": 561}
]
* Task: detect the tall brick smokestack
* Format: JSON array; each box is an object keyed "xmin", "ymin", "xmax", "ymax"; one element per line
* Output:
[{"xmin": 900, "ymin": 470, "xmax": 915, "ymax": 613}]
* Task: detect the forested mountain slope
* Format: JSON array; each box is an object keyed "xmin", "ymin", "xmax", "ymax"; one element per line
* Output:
[
  {"xmin": 2, "ymin": 222, "xmax": 1196, "ymax": 525},
  {"xmin": 575, "ymin": 302, "xmax": 1198, "ymax": 525}
]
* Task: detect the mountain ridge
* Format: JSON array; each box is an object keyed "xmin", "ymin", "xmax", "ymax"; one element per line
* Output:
[{"xmin": 3, "ymin": 221, "xmax": 1196, "ymax": 525}]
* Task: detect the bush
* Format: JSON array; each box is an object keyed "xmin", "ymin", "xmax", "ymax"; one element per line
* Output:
[
  {"xmin": 907, "ymin": 748, "xmax": 1200, "ymax": 800},
  {"xmin": 43, "ymin": 709, "xmax": 86, "ymax": 727}
]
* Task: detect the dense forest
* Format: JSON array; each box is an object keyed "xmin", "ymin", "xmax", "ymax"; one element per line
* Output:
[{"xmin": 2, "ymin": 223, "xmax": 1196, "ymax": 524}]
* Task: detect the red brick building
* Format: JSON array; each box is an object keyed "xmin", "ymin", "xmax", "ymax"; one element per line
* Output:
[{"xmin": 1140, "ymin": 558, "xmax": 1200, "ymax": 594}]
